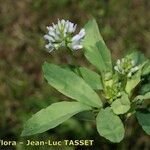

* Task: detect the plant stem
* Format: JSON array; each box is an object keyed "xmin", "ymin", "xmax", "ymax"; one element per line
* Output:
[{"xmin": 67, "ymin": 47, "xmax": 82, "ymax": 77}]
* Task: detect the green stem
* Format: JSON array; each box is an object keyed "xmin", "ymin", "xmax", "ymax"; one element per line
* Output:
[{"xmin": 67, "ymin": 47, "xmax": 82, "ymax": 77}]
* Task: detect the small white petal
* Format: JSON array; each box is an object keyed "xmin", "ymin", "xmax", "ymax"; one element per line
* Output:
[
  {"xmin": 79, "ymin": 28, "xmax": 85, "ymax": 37},
  {"xmin": 64, "ymin": 21, "xmax": 69, "ymax": 33},
  {"xmin": 61, "ymin": 19, "xmax": 66, "ymax": 28},
  {"xmin": 55, "ymin": 26, "xmax": 60, "ymax": 35},
  {"xmin": 48, "ymin": 31, "xmax": 56, "ymax": 37},
  {"xmin": 72, "ymin": 44, "xmax": 83, "ymax": 50},
  {"xmin": 72, "ymin": 34, "xmax": 81, "ymax": 42},
  {"xmin": 52, "ymin": 23, "xmax": 57, "ymax": 30},
  {"xmin": 47, "ymin": 26, "xmax": 54, "ymax": 32},
  {"xmin": 57, "ymin": 19, "xmax": 62, "ymax": 29},
  {"xmin": 114, "ymin": 66, "xmax": 119, "ymax": 72},
  {"xmin": 68, "ymin": 22, "xmax": 76, "ymax": 33},
  {"xmin": 127, "ymin": 72, "xmax": 132, "ymax": 77},
  {"xmin": 130, "ymin": 66, "xmax": 139, "ymax": 73},
  {"xmin": 133, "ymin": 66, "xmax": 139, "ymax": 71},
  {"xmin": 117, "ymin": 59, "xmax": 121, "ymax": 65},
  {"xmin": 44, "ymin": 35, "xmax": 55, "ymax": 42},
  {"xmin": 45, "ymin": 43, "xmax": 54, "ymax": 52}
]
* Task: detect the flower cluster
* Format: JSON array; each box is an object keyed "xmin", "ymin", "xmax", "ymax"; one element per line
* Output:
[
  {"xmin": 103, "ymin": 75, "xmax": 121, "ymax": 102},
  {"xmin": 104, "ymin": 84, "xmax": 121, "ymax": 102},
  {"xmin": 114, "ymin": 58, "xmax": 139, "ymax": 77},
  {"xmin": 44, "ymin": 19, "xmax": 85, "ymax": 52}
]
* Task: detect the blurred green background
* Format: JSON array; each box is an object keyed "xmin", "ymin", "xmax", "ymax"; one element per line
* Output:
[{"xmin": 0, "ymin": 0, "xmax": 149, "ymax": 150}]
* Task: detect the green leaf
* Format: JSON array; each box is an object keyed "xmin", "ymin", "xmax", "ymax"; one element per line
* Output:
[
  {"xmin": 125, "ymin": 69, "xmax": 142, "ymax": 95},
  {"xmin": 21, "ymin": 101, "xmax": 92, "ymax": 136},
  {"xmin": 142, "ymin": 60, "xmax": 150, "ymax": 76},
  {"xmin": 140, "ymin": 82, "xmax": 150, "ymax": 95},
  {"xmin": 111, "ymin": 92, "xmax": 130, "ymax": 115},
  {"xmin": 126, "ymin": 51, "xmax": 149, "ymax": 76},
  {"xmin": 75, "ymin": 111, "xmax": 95, "ymax": 122},
  {"xmin": 136, "ymin": 109, "xmax": 150, "ymax": 135},
  {"xmin": 127, "ymin": 51, "xmax": 147, "ymax": 66},
  {"xmin": 96, "ymin": 107, "xmax": 125, "ymax": 143},
  {"xmin": 43, "ymin": 62, "xmax": 102, "ymax": 108},
  {"xmin": 78, "ymin": 67, "xmax": 103, "ymax": 90},
  {"xmin": 83, "ymin": 19, "xmax": 112, "ymax": 73},
  {"xmin": 83, "ymin": 18, "xmax": 105, "ymax": 46}
]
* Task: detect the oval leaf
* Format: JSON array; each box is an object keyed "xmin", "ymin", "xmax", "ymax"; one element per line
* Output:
[
  {"xmin": 83, "ymin": 19, "xmax": 112, "ymax": 73},
  {"xmin": 78, "ymin": 67, "xmax": 103, "ymax": 90},
  {"xmin": 96, "ymin": 107, "xmax": 125, "ymax": 143},
  {"xmin": 111, "ymin": 92, "xmax": 130, "ymax": 115},
  {"xmin": 21, "ymin": 102, "xmax": 92, "ymax": 136},
  {"xmin": 43, "ymin": 62, "xmax": 102, "ymax": 108},
  {"xmin": 136, "ymin": 109, "xmax": 150, "ymax": 135},
  {"xmin": 125, "ymin": 69, "xmax": 142, "ymax": 95}
]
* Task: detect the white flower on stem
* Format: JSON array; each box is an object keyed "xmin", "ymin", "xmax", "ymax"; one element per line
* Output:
[
  {"xmin": 114, "ymin": 58, "xmax": 139, "ymax": 77},
  {"xmin": 44, "ymin": 19, "xmax": 85, "ymax": 52}
]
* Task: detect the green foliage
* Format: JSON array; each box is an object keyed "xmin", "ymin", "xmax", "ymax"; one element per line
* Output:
[
  {"xmin": 78, "ymin": 67, "xmax": 103, "ymax": 90},
  {"xmin": 136, "ymin": 109, "xmax": 150, "ymax": 135},
  {"xmin": 43, "ymin": 62, "xmax": 102, "ymax": 108},
  {"xmin": 1, "ymin": 0, "xmax": 150, "ymax": 148},
  {"xmin": 124, "ymin": 51, "xmax": 148, "ymax": 95},
  {"xmin": 22, "ymin": 101, "xmax": 91, "ymax": 136},
  {"xmin": 140, "ymin": 81, "xmax": 150, "ymax": 95},
  {"xmin": 22, "ymin": 18, "xmax": 150, "ymax": 144},
  {"xmin": 142, "ymin": 61, "xmax": 150, "ymax": 76},
  {"xmin": 103, "ymin": 73, "xmax": 121, "ymax": 102},
  {"xmin": 111, "ymin": 92, "xmax": 130, "ymax": 115},
  {"xmin": 83, "ymin": 19, "xmax": 105, "ymax": 47},
  {"xmin": 125, "ymin": 69, "xmax": 142, "ymax": 95},
  {"xmin": 96, "ymin": 107, "xmax": 125, "ymax": 143},
  {"xmin": 127, "ymin": 51, "xmax": 147, "ymax": 66},
  {"xmin": 83, "ymin": 19, "xmax": 112, "ymax": 74}
]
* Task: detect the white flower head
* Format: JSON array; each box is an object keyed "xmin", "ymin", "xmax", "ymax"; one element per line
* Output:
[
  {"xmin": 114, "ymin": 57, "xmax": 139, "ymax": 77},
  {"xmin": 44, "ymin": 19, "xmax": 85, "ymax": 52}
]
